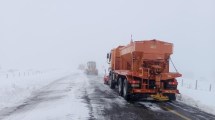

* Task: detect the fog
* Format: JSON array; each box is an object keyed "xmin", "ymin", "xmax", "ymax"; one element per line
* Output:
[{"xmin": 0, "ymin": 0, "xmax": 214, "ymax": 81}]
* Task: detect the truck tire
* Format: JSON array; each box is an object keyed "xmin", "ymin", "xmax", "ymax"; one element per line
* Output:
[
  {"xmin": 123, "ymin": 79, "xmax": 130, "ymax": 101},
  {"xmin": 109, "ymin": 76, "xmax": 115, "ymax": 89},
  {"xmin": 168, "ymin": 94, "xmax": 176, "ymax": 101},
  {"xmin": 118, "ymin": 78, "xmax": 123, "ymax": 96}
]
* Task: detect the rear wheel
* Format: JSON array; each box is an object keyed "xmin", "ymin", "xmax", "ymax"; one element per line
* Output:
[
  {"xmin": 118, "ymin": 78, "xmax": 123, "ymax": 96},
  {"xmin": 168, "ymin": 94, "xmax": 176, "ymax": 101},
  {"xmin": 123, "ymin": 79, "xmax": 130, "ymax": 101},
  {"xmin": 109, "ymin": 75, "xmax": 115, "ymax": 89}
]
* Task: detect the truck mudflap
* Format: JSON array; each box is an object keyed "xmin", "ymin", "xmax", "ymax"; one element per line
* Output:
[{"xmin": 103, "ymin": 75, "xmax": 109, "ymax": 84}]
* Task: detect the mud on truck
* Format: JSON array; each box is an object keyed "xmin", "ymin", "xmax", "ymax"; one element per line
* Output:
[{"xmin": 104, "ymin": 40, "xmax": 182, "ymax": 101}]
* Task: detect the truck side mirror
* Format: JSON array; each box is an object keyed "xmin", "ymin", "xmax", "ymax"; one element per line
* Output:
[{"xmin": 107, "ymin": 53, "xmax": 109, "ymax": 59}]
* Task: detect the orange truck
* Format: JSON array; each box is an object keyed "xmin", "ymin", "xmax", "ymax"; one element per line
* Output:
[{"xmin": 104, "ymin": 39, "xmax": 181, "ymax": 101}]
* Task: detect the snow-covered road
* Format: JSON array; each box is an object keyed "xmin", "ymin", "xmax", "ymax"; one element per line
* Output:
[
  {"xmin": 0, "ymin": 73, "xmax": 90, "ymax": 120},
  {"xmin": 0, "ymin": 72, "xmax": 215, "ymax": 120}
]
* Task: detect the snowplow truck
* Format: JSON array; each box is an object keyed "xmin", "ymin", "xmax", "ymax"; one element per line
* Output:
[
  {"xmin": 104, "ymin": 40, "xmax": 181, "ymax": 101},
  {"xmin": 85, "ymin": 61, "xmax": 98, "ymax": 75}
]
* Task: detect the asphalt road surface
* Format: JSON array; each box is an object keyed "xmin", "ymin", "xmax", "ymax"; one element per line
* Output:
[{"xmin": 0, "ymin": 72, "xmax": 215, "ymax": 120}]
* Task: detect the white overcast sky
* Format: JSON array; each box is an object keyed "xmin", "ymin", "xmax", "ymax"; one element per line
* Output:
[{"xmin": 0, "ymin": 0, "xmax": 215, "ymax": 80}]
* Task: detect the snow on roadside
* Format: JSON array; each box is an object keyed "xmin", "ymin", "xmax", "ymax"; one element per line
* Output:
[
  {"xmin": 0, "ymin": 69, "xmax": 71, "ymax": 110},
  {"xmin": 2, "ymin": 71, "xmax": 91, "ymax": 120},
  {"xmin": 177, "ymin": 78, "xmax": 215, "ymax": 115}
]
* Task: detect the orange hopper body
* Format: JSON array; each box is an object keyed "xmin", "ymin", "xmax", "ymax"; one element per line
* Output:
[{"xmin": 104, "ymin": 39, "xmax": 181, "ymax": 101}]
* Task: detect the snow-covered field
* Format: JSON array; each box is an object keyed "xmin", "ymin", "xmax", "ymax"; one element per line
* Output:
[
  {"xmin": 1, "ymin": 71, "xmax": 91, "ymax": 120},
  {"xmin": 177, "ymin": 78, "xmax": 215, "ymax": 115},
  {"xmin": 0, "ymin": 70, "xmax": 126, "ymax": 120},
  {"xmin": 0, "ymin": 69, "xmax": 70, "ymax": 110},
  {"xmin": 1, "ymin": 68, "xmax": 215, "ymax": 119}
]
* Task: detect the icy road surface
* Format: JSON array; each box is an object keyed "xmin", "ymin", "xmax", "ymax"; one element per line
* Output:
[{"xmin": 0, "ymin": 72, "xmax": 215, "ymax": 120}]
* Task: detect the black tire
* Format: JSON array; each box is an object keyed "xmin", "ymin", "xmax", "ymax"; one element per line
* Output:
[
  {"xmin": 168, "ymin": 94, "xmax": 176, "ymax": 101},
  {"xmin": 118, "ymin": 78, "xmax": 123, "ymax": 96},
  {"xmin": 109, "ymin": 76, "xmax": 115, "ymax": 89},
  {"xmin": 123, "ymin": 79, "xmax": 130, "ymax": 101}
]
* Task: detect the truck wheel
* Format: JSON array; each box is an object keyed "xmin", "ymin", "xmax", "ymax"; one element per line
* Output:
[
  {"xmin": 118, "ymin": 78, "xmax": 123, "ymax": 96},
  {"xmin": 109, "ymin": 78, "xmax": 115, "ymax": 89},
  {"xmin": 168, "ymin": 94, "xmax": 176, "ymax": 101},
  {"xmin": 123, "ymin": 79, "xmax": 130, "ymax": 101}
]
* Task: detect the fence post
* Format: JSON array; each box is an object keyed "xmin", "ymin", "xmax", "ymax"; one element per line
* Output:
[
  {"xmin": 182, "ymin": 79, "xmax": 183, "ymax": 87},
  {"xmin": 195, "ymin": 80, "xmax": 198, "ymax": 90},
  {"xmin": 209, "ymin": 84, "xmax": 212, "ymax": 92}
]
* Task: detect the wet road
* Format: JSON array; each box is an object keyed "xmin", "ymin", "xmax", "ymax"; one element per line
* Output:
[
  {"xmin": 85, "ymin": 75, "xmax": 215, "ymax": 120},
  {"xmin": 0, "ymin": 73, "xmax": 215, "ymax": 120}
]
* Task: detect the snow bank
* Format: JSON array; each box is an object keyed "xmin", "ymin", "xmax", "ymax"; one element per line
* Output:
[
  {"xmin": 0, "ymin": 69, "xmax": 70, "ymax": 110},
  {"xmin": 177, "ymin": 78, "xmax": 215, "ymax": 115}
]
